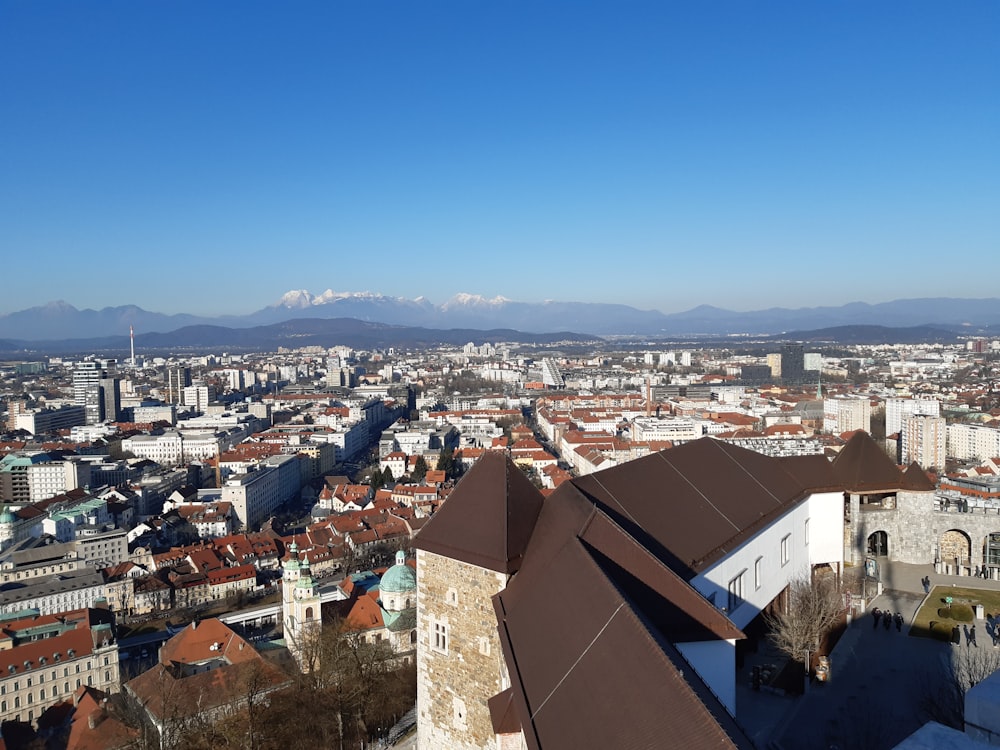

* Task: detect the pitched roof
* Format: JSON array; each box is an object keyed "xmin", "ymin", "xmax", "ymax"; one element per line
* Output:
[
  {"xmin": 902, "ymin": 461, "xmax": 936, "ymax": 491},
  {"xmin": 493, "ymin": 488, "xmax": 751, "ymax": 750},
  {"xmin": 830, "ymin": 431, "xmax": 905, "ymax": 493},
  {"xmin": 570, "ymin": 437, "xmax": 824, "ymax": 575},
  {"xmin": 414, "ymin": 451, "xmax": 544, "ymax": 574}
]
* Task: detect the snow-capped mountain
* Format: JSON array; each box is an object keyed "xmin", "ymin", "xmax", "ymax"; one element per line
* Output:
[{"xmin": 2, "ymin": 290, "xmax": 1000, "ymax": 341}]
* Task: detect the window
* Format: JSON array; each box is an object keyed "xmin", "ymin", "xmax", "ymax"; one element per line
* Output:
[
  {"xmin": 781, "ymin": 534, "xmax": 791, "ymax": 566},
  {"xmin": 432, "ymin": 620, "xmax": 448, "ymax": 654},
  {"xmin": 727, "ymin": 570, "xmax": 746, "ymax": 612},
  {"xmin": 754, "ymin": 556, "xmax": 763, "ymax": 590},
  {"xmin": 804, "ymin": 518, "xmax": 810, "ymax": 546}
]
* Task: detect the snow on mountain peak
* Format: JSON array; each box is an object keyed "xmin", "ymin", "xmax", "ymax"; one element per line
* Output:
[
  {"xmin": 276, "ymin": 290, "xmax": 313, "ymax": 308},
  {"xmin": 445, "ymin": 293, "xmax": 510, "ymax": 308}
]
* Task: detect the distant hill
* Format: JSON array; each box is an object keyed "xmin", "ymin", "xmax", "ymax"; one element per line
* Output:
[
  {"xmin": 771, "ymin": 325, "xmax": 961, "ymax": 345},
  {"xmin": 2, "ymin": 291, "xmax": 1000, "ymax": 340},
  {"xmin": 0, "ymin": 318, "xmax": 600, "ymax": 356}
]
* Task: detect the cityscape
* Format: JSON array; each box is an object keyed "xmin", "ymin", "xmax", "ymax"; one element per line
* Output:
[
  {"xmin": 3, "ymin": 2, "xmax": 999, "ymax": 749},
  {"xmin": 3, "ymin": 329, "xmax": 1000, "ymax": 748}
]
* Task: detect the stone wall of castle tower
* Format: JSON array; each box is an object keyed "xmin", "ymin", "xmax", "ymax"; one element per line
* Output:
[{"xmin": 417, "ymin": 549, "xmax": 510, "ymax": 750}]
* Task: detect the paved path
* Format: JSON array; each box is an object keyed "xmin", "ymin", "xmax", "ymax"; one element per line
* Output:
[{"xmin": 736, "ymin": 561, "xmax": 1000, "ymax": 750}]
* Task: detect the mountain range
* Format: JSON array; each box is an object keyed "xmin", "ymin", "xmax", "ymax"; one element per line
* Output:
[{"xmin": 2, "ymin": 291, "xmax": 1000, "ymax": 342}]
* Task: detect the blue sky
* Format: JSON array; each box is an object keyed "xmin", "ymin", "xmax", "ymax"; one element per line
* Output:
[{"xmin": 2, "ymin": 1, "xmax": 997, "ymax": 317}]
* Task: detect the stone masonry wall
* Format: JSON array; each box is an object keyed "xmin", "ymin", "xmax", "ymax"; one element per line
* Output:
[
  {"xmin": 852, "ymin": 491, "xmax": 1000, "ymax": 571},
  {"xmin": 417, "ymin": 550, "xmax": 509, "ymax": 750}
]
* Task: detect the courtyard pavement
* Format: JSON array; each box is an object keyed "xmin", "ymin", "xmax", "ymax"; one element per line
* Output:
[{"xmin": 736, "ymin": 561, "xmax": 1000, "ymax": 750}]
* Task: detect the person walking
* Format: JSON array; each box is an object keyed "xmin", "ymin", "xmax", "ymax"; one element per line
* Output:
[
  {"xmin": 872, "ymin": 607, "xmax": 881, "ymax": 629},
  {"xmin": 884, "ymin": 611, "xmax": 891, "ymax": 631},
  {"xmin": 971, "ymin": 624, "xmax": 978, "ymax": 648}
]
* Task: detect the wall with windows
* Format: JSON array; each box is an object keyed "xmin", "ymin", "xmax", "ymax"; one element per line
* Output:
[
  {"xmin": 416, "ymin": 550, "xmax": 509, "ymax": 750},
  {"xmin": 690, "ymin": 490, "xmax": 844, "ymax": 633}
]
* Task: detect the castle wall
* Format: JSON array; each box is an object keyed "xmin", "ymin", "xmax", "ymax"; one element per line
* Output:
[
  {"xmin": 417, "ymin": 549, "xmax": 509, "ymax": 750},
  {"xmin": 849, "ymin": 491, "xmax": 1000, "ymax": 572}
]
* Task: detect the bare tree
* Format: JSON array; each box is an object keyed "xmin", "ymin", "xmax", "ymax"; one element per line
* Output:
[
  {"xmin": 919, "ymin": 639, "xmax": 1000, "ymax": 729},
  {"xmin": 764, "ymin": 574, "xmax": 844, "ymax": 672}
]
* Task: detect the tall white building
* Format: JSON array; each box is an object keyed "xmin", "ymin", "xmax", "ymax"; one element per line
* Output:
[
  {"xmin": 823, "ymin": 396, "xmax": 872, "ymax": 435},
  {"xmin": 885, "ymin": 398, "xmax": 941, "ymax": 437}
]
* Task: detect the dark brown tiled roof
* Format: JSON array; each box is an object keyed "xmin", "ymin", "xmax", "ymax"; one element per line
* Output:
[
  {"xmin": 414, "ymin": 452, "xmax": 544, "ymax": 574},
  {"xmin": 571, "ymin": 437, "xmax": 823, "ymax": 575},
  {"xmin": 493, "ymin": 489, "xmax": 752, "ymax": 750},
  {"xmin": 830, "ymin": 431, "xmax": 905, "ymax": 493},
  {"xmin": 902, "ymin": 461, "xmax": 936, "ymax": 492}
]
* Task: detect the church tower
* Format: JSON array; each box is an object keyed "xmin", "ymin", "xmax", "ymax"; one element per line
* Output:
[
  {"xmin": 282, "ymin": 541, "xmax": 321, "ymax": 672},
  {"xmin": 413, "ymin": 452, "xmax": 544, "ymax": 750}
]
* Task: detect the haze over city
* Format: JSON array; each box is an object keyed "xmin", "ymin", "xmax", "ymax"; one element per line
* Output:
[{"xmin": 3, "ymin": 1, "xmax": 998, "ymax": 318}]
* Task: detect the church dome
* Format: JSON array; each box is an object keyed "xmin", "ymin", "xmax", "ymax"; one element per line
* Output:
[
  {"xmin": 0, "ymin": 508, "xmax": 15, "ymax": 525},
  {"xmin": 379, "ymin": 551, "xmax": 415, "ymax": 594}
]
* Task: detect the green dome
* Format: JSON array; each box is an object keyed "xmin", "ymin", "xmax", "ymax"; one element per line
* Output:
[
  {"xmin": 0, "ymin": 508, "xmax": 16, "ymax": 525},
  {"xmin": 380, "ymin": 551, "xmax": 415, "ymax": 594}
]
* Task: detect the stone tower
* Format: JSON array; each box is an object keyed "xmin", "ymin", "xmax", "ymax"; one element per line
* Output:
[
  {"xmin": 282, "ymin": 541, "xmax": 321, "ymax": 672},
  {"xmin": 413, "ymin": 452, "xmax": 544, "ymax": 750}
]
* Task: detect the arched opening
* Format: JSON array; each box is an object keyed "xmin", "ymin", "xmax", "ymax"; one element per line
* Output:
[
  {"xmin": 982, "ymin": 532, "xmax": 1000, "ymax": 579},
  {"xmin": 940, "ymin": 529, "xmax": 972, "ymax": 575},
  {"xmin": 305, "ymin": 606, "xmax": 314, "ymax": 620},
  {"xmin": 867, "ymin": 531, "xmax": 889, "ymax": 558}
]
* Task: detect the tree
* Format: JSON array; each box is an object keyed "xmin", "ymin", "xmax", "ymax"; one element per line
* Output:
[
  {"xmin": 369, "ymin": 467, "xmax": 384, "ymax": 490},
  {"xmin": 412, "ymin": 456, "xmax": 428, "ymax": 483},
  {"xmin": 919, "ymin": 635, "xmax": 1000, "ymax": 729},
  {"xmin": 764, "ymin": 574, "xmax": 844, "ymax": 681},
  {"xmin": 436, "ymin": 448, "xmax": 454, "ymax": 477}
]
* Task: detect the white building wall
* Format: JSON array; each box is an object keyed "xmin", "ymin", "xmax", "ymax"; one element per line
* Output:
[
  {"xmin": 675, "ymin": 639, "xmax": 737, "ymax": 716},
  {"xmin": 691, "ymin": 490, "xmax": 843, "ymax": 633}
]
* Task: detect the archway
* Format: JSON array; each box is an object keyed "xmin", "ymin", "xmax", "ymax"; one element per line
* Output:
[
  {"xmin": 940, "ymin": 529, "xmax": 972, "ymax": 574},
  {"xmin": 983, "ymin": 532, "xmax": 1000, "ymax": 578},
  {"xmin": 867, "ymin": 531, "xmax": 889, "ymax": 557}
]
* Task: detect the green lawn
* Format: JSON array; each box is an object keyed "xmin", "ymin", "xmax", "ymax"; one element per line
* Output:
[{"xmin": 911, "ymin": 585, "xmax": 1000, "ymax": 641}]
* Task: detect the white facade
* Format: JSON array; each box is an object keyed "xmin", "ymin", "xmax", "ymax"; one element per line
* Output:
[
  {"xmin": 885, "ymin": 398, "xmax": 941, "ymax": 437},
  {"xmin": 27, "ymin": 460, "xmax": 90, "ymax": 503},
  {"xmin": 631, "ymin": 417, "xmax": 701, "ymax": 443},
  {"xmin": 122, "ymin": 432, "xmax": 184, "ymax": 466},
  {"xmin": 947, "ymin": 423, "xmax": 1000, "ymax": 462},
  {"xmin": 686, "ymin": 490, "xmax": 843, "ymax": 714},
  {"xmin": 823, "ymin": 397, "xmax": 872, "ymax": 435}
]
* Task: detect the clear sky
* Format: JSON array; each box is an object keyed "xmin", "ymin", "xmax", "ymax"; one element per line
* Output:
[{"xmin": 2, "ymin": 1, "xmax": 997, "ymax": 317}]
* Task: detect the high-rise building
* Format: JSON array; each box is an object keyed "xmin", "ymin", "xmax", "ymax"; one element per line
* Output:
[
  {"xmin": 73, "ymin": 361, "xmax": 121, "ymax": 425},
  {"xmin": 780, "ymin": 344, "xmax": 805, "ymax": 384},
  {"xmin": 885, "ymin": 398, "xmax": 941, "ymax": 437},
  {"xmin": 100, "ymin": 376, "xmax": 122, "ymax": 423},
  {"xmin": 165, "ymin": 366, "xmax": 192, "ymax": 404},
  {"xmin": 901, "ymin": 415, "xmax": 947, "ymax": 470}
]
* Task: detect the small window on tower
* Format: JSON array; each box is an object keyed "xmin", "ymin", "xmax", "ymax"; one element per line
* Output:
[{"xmin": 446, "ymin": 588, "xmax": 458, "ymax": 607}]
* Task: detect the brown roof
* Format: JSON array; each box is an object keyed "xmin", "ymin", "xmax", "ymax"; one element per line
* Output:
[
  {"xmin": 902, "ymin": 461, "xmax": 936, "ymax": 491},
  {"xmin": 493, "ymin": 489, "xmax": 752, "ymax": 750},
  {"xmin": 830, "ymin": 431, "xmax": 906, "ymax": 493},
  {"xmin": 414, "ymin": 451, "xmax": 544, "ymax": 574},
  {"xmin": 571, "ymin": 437, "xmax": 824, "ymax": 575}
]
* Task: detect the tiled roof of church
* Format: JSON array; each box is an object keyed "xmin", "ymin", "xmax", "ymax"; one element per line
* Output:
[{"xmin": 414, "ymin": 451, "xmax": 544, "ymax": 574}]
